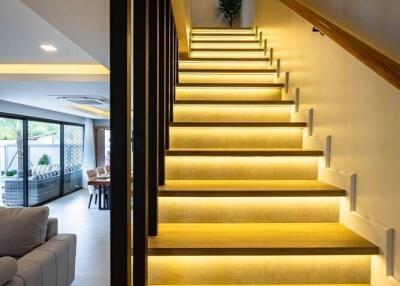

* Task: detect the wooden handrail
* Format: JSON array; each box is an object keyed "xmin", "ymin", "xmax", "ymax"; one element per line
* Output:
[{"xmin": 279, "ymin": 0, "xmax": 400, "ymax": 90}]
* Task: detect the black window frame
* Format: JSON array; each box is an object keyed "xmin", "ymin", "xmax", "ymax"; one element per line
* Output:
[{"xmin": 0, "ymin": 111, "xmax": 85, "ymax": 207}]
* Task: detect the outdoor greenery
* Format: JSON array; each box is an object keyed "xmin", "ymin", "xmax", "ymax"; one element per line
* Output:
[
  {"xmin": 38, "ymin": 154, "xmax": 50, "ymax": 165},
  {"xmin": 0, "ymin": 118, "xmax": 59, "ymax": 140},
  {"xmin": 1, "ymin": 170, "xmax": 17, "ymax": 177},
  {"xmin": 218, "ymin": 0, "xmax": 241, "ymax": 27}
]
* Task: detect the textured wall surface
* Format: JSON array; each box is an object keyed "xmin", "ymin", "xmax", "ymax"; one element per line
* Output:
[{"xmin": 254, "ymin": 0, "xmax": 400, "ymax": 284}]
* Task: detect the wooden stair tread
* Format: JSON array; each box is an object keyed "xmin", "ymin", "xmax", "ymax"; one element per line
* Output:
[
  {"xmin": 166, "ymin": 148, "xmax": 323, "ymax": 156},
  {"xmin": 148, "ymin": 223, "xmax": 379, "ymax": 255},
  {"xmin": 159, "ymin": 180, "xmax": 346, "ymax": 197},
  {"xmin": 191, "ymin": 48, "xmax": 264, "ymax": 52},
  {"xmin": 177, "ymin": 83, "xmax": 284, "ymax": 88},
  {"xmin": 192, "ymin": 39, "xmax": 260, "ymax": 43},
  {"xmin": 179, "ymin": 68, "xmax": 277, "ymax": 73},
  {"xmin": 150, "ymin": 284, "xmax": 370, "ymax": 286},
  {"xmin": 174, "ymin": 100, "xmax": 294, "ymax": 105},
  {"xmin": 192, "ymin": 33, "xmax": 256, "ymax": 37},
  {"xmin": 170, "ymin": 122, "xmax": 306, "ymax": 128}
]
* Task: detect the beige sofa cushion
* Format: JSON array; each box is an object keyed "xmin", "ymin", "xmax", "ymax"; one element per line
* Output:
[
  {"xmin": 0, "ymin": 207, "xmax": 49, "ymax": 257},
  {"xmin": 0, "ymin": 257, "xmax": 17, "ymax": 286}
]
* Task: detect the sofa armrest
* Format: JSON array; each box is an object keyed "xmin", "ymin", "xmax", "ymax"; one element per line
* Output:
[
  {"xmin": 46, "ymin": 218, "xmax": 58, "ymax": 240},
  {"xmin": 0, "ymin": 257, "xmax": 17, "ymax": 286}
]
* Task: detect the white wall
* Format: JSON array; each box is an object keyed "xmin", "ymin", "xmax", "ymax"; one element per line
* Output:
[
  {"xmin": 254, "ymin": 0, "xmax": 400, "ymax": 284},
  {"xmin": 191, "ymin": 0, "xmax": 242, "ymax": 28},
  {"xmin": 299, "ymin": 0, "xmax": 400, "ymax": 62},
  {"xmin": 82, "ymin": 118, "xmax": 96, "ymax": 188}
]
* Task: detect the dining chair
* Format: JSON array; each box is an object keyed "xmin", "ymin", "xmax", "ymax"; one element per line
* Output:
[
  {"xmin": 86, "ymin": 169, "xmax": 99, "ymax": 209},
  {"xmin": 104, "ymin": 165, "xmax": 111, "ymax": 175},
  {"xmin": 96, "ymin": 167, "xmax": 106, "ymax": 177}
]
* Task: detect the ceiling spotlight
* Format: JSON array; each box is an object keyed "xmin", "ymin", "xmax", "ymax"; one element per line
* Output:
[{"xmin": 40, "ymin": 44, "xmax": 58, "ymax": 52}]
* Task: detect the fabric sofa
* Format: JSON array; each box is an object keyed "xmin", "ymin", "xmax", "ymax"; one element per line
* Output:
[
  {"xmin": 3, "ymin": 164, "xmax": 82, "ymax": 206},
  {"xmin": 0, "ymin": 207, "xmax": 76, "ymax": 286}
]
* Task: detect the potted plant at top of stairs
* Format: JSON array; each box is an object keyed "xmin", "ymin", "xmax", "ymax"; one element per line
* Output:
[{"xmin": 218, "ymin": 0, "xmax": 242, "ymax": 28}]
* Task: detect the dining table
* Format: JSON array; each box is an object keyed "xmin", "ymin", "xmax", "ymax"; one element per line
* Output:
[{"xmin": 88, "ymin": 176, "xmax": 111, "ymax": 210}]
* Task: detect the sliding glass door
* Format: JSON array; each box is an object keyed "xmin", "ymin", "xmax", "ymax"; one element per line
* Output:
[
  {"xmin": 0, "ymin": 116, "xmax": 24, "ymax": 207},
  {"xmin": 64, "ymin": 125, "xmax": 84, "ymax": 194},
  {"xmin": 28, "ymin": 120, "xmax": 61, "ymax": 206}
]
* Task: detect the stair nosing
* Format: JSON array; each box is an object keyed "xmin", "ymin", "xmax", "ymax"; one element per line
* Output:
[
  {"xmin": 177, "ymin": 83, "xmax": 284, "ymax": 88},
  {"xmin": 166, "ymin": 149, "xmax": 323, "ymax": 157},
  {"xmin": 158, "ymin": 189, "xmax": 346, "ymax": 197},
  {"xmin": 170, "ymin": 122, "xmax": 306, "ymax": 127},
  {"xmin": 148, "ymin": 246, "xmax": 379, "ymax": 256},
  {"xmin": 180, "ymin": 57, "xmax": 270, "ymax": 62},
  {"xmin": 191, "ymin": 48, "xmax": 265, "ymax": 52},
  {"xmin": 191, "ymin": 39, "xmax": 260, "ymax": 43},
  {"xmin": 179, "ymin": 68, "xmax": 277, "ymax": 73},
  {"xmin": 192, "ymin": 33, "xmax": 256, "ymax": 37},
  {"xmin": 174, "ymin": 100, "xmax": 294, "ymax": 105}
]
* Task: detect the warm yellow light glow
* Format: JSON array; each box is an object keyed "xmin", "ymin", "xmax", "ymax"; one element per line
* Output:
[
  {"xmin": 179, "ymin": 72, "xmax": 275, "ymax": 84},
  {"xmin": 71, "ymin": 105, "xmax": 110, "ymax": 117},
  {"xmin": 173, "ymin": 105, "xmax": 291, "ymax": 122},
  {"xmin": 159, "ymin": 196, "xmax": 339, "ymax": 223},
  {"xmin": 166, "ymin": 156, "xmax": 319, "ymax": 180},
  {"xmin": 192, "ymin": 36, "xmax": 259, "ymax": 42},
  {"xmin": 192, "ymin": 29, "xmax": 254, "ymax": 34},
  {"xmin": 0, "ymin": 64, "xmax": 110, "ymax": 75},
  {"xmin": 191, "ymin": 51, "xmax": 266, "ymax": 59},
  {"xmin": 170, "ymin": 127, "xmax": 302, "ymax": 149},
  {"xmin": 176, "ymin": 86, "xmax": 282, "ymax": 101},
  {"xmin": 149, "ymin": 255, "xmax": 371, "ymax": 285},
  {"xmin": 191, "ymin": 42, "xmax": 262, "ymax": 50},
  {"xmin": 179, "ymin": 60, "xmax": 270, "ymax": 70}
]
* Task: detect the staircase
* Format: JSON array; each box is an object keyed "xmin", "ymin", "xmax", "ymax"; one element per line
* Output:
[{"xmin": 149, "ymin": 27, "xmax": 379, "ymax": 286}]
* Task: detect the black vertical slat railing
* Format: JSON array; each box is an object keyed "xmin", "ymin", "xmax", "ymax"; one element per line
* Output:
[{"xmin": 150, "ymin": 0, "xmax": 180, "ymax": 237}]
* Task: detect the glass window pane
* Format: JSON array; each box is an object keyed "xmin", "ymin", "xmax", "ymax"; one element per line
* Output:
[
  {"xmin": 64, "ymin": 125, "xmax": 84, "ymax": 194},
  {"xmin": 28, "ymin": 121, "xmax": 61, "ymax": 206},
  {"xmin": 0, "ymin": 117, "xmax": 24, "ymax": 207}
]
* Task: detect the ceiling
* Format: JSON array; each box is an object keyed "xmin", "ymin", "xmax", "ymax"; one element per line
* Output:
[{"xmin": 0, "ymin": 0, "xmax": 110, "ymax": 119}]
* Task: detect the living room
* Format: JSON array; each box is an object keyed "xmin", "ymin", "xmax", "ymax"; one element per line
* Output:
[{"xmin": 0, "ymin": 0, "xmax": 110, "ymax": 285}]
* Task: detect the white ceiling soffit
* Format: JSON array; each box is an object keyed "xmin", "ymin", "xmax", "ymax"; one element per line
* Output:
[
  {"xmin": 0, "ymin": 81, "xmax": 110, "ymax": 119},
  {"xmin": 0, "ymin": 0, "xmax": 97, "ymax": 64},
  {"xmin": 20, "ymin": 0, "xmax": 110, "ymax": 67}
]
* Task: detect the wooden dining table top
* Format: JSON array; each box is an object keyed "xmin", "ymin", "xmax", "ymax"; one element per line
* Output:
[{"xmin": 88, "ymin": 177, "xmax": 111, "ymax": 186}]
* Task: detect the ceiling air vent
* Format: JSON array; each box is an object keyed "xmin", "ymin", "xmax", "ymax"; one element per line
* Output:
[{"xmin": 48, "ymin": 95, "xmax": 109, "ymax": 105}]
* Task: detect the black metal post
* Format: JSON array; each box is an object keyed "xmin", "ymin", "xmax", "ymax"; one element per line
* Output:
[
  {"xmin": 110, "ymin": 0, "xmax": 132, "ymax": 284},
  {"xmin": 158, "ymin": 0, "xmax": 166, "ymax": 185},
  {"xmin": 148, "ymin": 0, "xmax": 159, "ymax": 237},
  {"xmin": 22, "ymin": 120, "xmax": 28, "ymax": 207}
]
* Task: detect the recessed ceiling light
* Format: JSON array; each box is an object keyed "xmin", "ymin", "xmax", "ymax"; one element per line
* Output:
[{"xmin": 40, "ymin": 44, "xmax": 58, "ymax": 52}]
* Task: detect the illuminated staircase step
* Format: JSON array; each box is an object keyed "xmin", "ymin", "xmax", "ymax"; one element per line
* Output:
[
  {"xmin": 192, "ymin": 35, "xmax": 261, "ymax": 41},
  {"xmin": 149, "ymin": 255, "xmax": 371, "ymax": 285},
  {"xmin": 179, "ymin": 70, "xmax": 276, "ymax": 84},
  {"xmin": 181, "ymin": 57, "xmax": 269, "ymax": 62},
  {"xmin": 192, "ymin": 32, "xmax": 256, "ymax": 37},
  {"xmin": 159, "ymin": 180, "xmax": 345, "ymax": 197},
  {"xmin": 179, "ymin": 59, "xmax": 271, "ymax": 71},
  {"xmin": 192, "ymin": 27, "xmax": 253, "ymax": 31},
  {"xmin": 191, "ymin": 48, "xmax": 264, "ymax": 52},
  {"xmin": 166, "ymin": 148, "xmax": 322, "ymax": 157},
  {"xmin": 190, "ymin": 50, "xmax": 266, "ymax": 59},
  {"xmin": 192, "ymin": 39, "xmax": 260, "ymax": 43},
  {"xmin": 159, "ymin": 197, "xmax": 339, "ymax": 223},
  {"xmin": 170, "ymin": 126, "xmax": 303, "ymax": 149},
  {"xmin": 179, "ymin": 68, "xmax": 276, "ymax": 73},
  {"xmin": 175, "ymin": 100, "xmax": 293, "ymax": 104},
  {"xmin": 148, "ymin": 223, "xmax": 379, "ymax": 255},
  {"xmin": 173, "ymin": 104, "xmax": 293, "ymax": 124},
  {"xmin": 150, "ymin": 284, "xmax": 370, "ymax": 286},
  {"xmin": 170, "ymin": 122, "xmax": 306, "ymax": 127},
  {"xmin": 177, "ymin": 83, "xmax": 284, "ymax": 88}
]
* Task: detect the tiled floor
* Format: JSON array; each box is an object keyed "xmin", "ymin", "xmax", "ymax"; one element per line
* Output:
[{"xmin": 46, "ymin": 190, "xmax": 110, "ymax": 286}]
